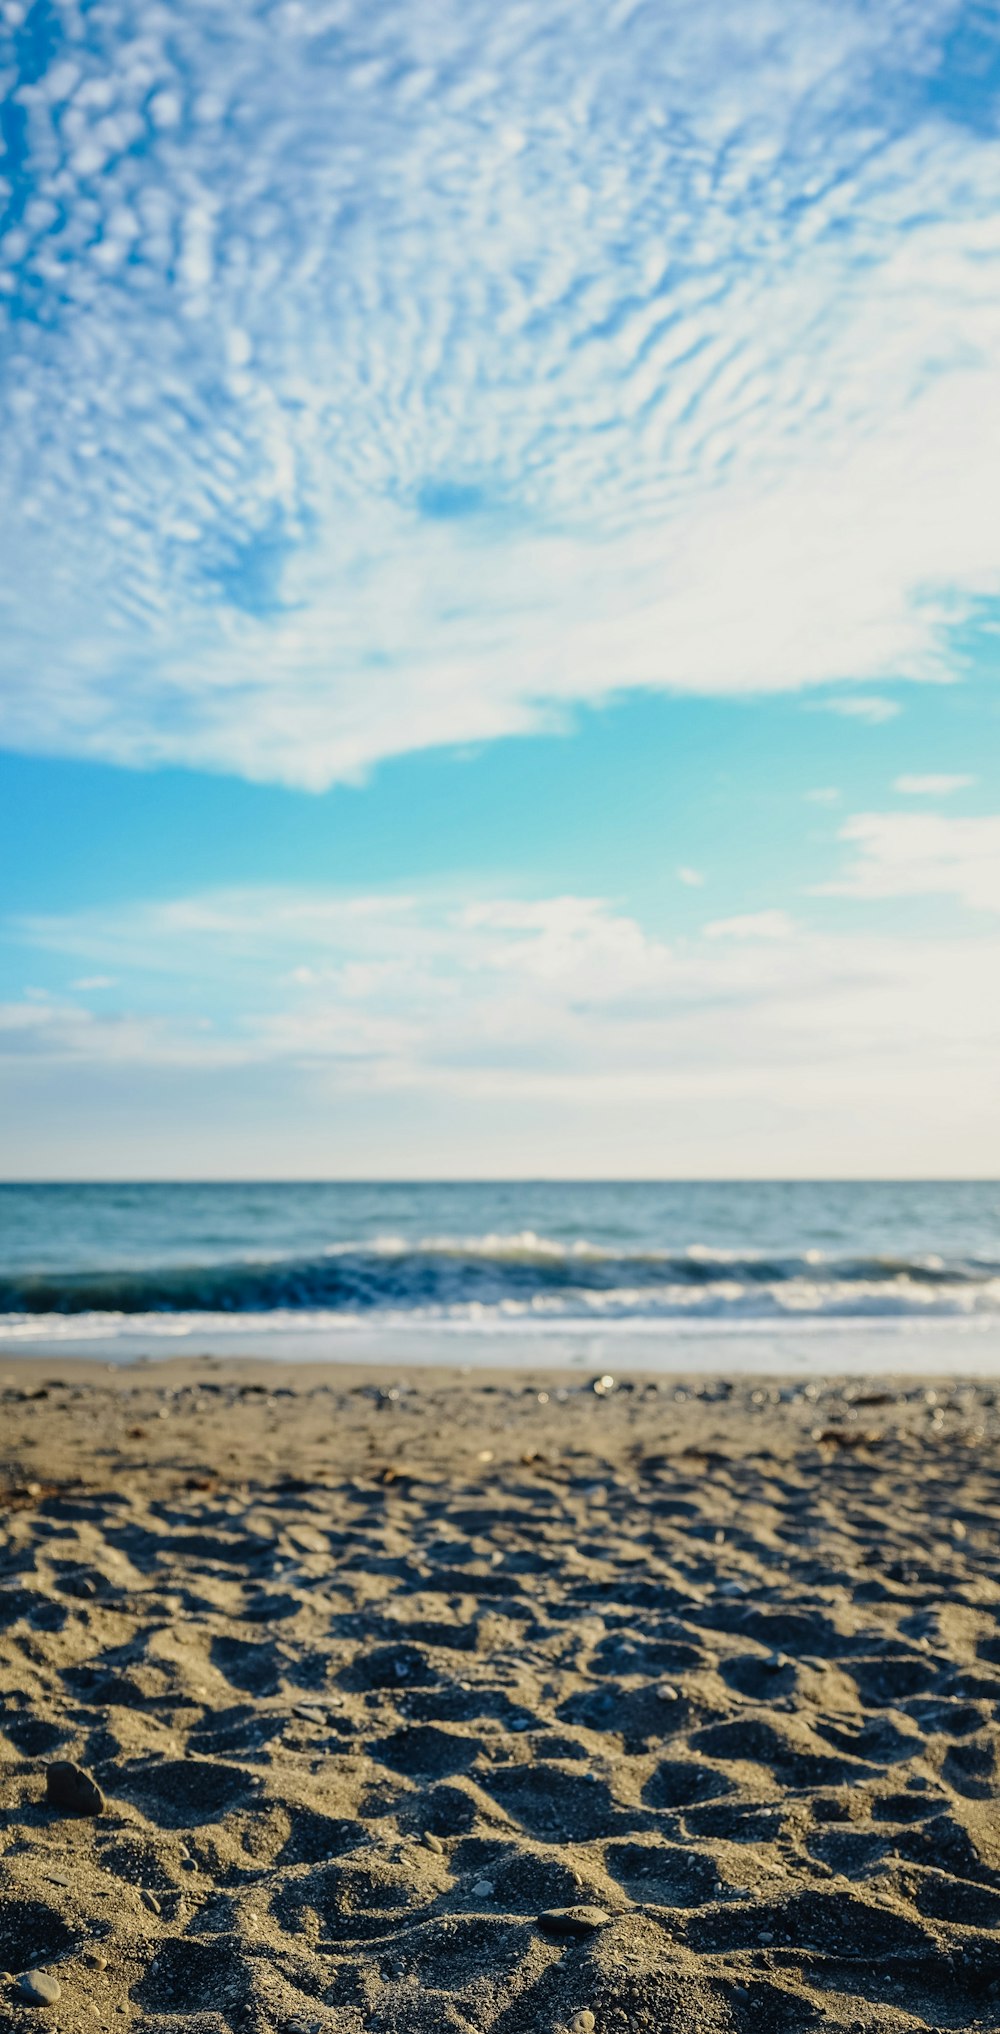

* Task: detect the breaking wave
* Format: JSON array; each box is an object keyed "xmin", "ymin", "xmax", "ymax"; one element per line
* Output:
[{"xmin": 3, "ymin": 1231, "xmax": 1000, "ymax": 1326}]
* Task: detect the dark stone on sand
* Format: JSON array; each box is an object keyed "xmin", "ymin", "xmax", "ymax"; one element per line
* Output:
[
  {"xmin": 45, "ymin": 1759, "xmax": 105, "ymax": 1816},
  {"xmin": 17, "ymin": 1971, "xmax": 62, "ymax": 2006},
  {"xmin": 538, "ymin": 1905, "xmax": 610, "ymax": 1938}
]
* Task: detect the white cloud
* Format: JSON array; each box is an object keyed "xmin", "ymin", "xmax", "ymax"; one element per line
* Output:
[
  {"xmin": 0, "ymin": 998, "xmax": 236, "ymax": 1067},
  {"xmin": 705, "ymin": 911, "xmax": 796, "ymax": 941},
  {"xmin": 894, "ymin": 773, "xmax": 975, "ymax": 795},
  {"xmin": 11, "ymin": 878, "xmax": 1000, "ymax": 1162},
  {"xmin": 0, "ymin": 2, "xmax": 999, "ymax": 785},
  {"xmin": 821, "ymin": 811, "xmax": 1000, "ymax": 915},
  {"xmin": 677, "ymin": 867, "xmax": 706, "ymax": 888},
  {"xmin": 805, "ymin": 788, "xmax": 841, "ymax": 806},
  {"xmin": 820, "ymin": 697, "xmax": 902, "ymax": 726}
]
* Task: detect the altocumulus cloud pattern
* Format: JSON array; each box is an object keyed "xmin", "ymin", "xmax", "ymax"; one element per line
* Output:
[{"xmin": 2, "ymin": 0, "xmax": 1000, "ymax": 786}]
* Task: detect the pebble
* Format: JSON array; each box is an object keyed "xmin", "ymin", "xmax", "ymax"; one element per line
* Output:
[
  {"xmin": 539, "ymin": 1905, "xmax": 610, "ymax": 1938},
  {"xmin": 45, "ymin": 1760, "xmax": 105, "ymax": 1817},
  {"xmin": 17, "ymin": 1971, "xmax": 62, "ymax": 2006},
  {"xmin": 141, "ymin": 1890, "xmax": 161, "ymax": 1914},
  {"xmin": 422, "ymin": 1831, "xmax": 444, "ymax": 1854},
  {"xmin": 471, "ymin": 1879, "xmax": 495, "ymax": 1898},
  {"xmin": 82, "ymin": 1953, "xmax": 107, "ymax": 1971},
  {"xmin": 569, "ymin": 2015, "xmax": 596, "ymax": 2034}
]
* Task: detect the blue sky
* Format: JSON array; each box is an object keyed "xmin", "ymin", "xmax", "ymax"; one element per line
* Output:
[{"xmin": 2, "ymin": 0, "xmax": 1000, "ymax": 1175}]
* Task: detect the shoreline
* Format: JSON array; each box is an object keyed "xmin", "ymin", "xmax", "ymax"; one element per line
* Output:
[{"xmin": 5, "ymin": 1313, "xmax": 1000, "ymax": 1374}]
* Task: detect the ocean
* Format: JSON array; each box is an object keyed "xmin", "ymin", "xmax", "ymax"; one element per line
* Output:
[{"xmin": 2, "ymin": 1179, "xmax": 1000, "ymax": 1370}]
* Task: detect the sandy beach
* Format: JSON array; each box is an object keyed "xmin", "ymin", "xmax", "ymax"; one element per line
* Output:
[{"xmin": 2, "ymin": 1360, "xmax": 1000, "ymax": 2033}]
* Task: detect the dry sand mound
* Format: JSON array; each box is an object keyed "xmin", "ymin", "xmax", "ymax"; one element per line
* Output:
[{"xmin": 1, "ymin": 1364, "xmax": 1000, "ymax": 2033}]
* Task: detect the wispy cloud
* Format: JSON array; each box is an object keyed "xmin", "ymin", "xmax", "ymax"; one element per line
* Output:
[
  {"xmin": 0, "ymin": 998, "xmax": 233, "ymax": 1067},
  {"xmin": 820, "ymin": 698, "xmax": 902, "ymax": 726},
  {"xmin": 1, "ymin": 2, "xmax": 1000, "ymax": 785},
  {"xmin": 895, "ymin": 773, "xmax": 975, "ymax": 795},
  {"xmin": 12, "ymin": 863, "xmax": 1000, "ymax": 1147},
  {"xmin": 821, "ymin": 811, "xmax": 1000, "ymax": 915},
  {"xmin": 705, "ymin": 911, "xmax": 796, "ymax": 941}
]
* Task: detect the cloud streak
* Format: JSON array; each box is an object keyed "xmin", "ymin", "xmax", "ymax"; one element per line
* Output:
[
  {"xmin": 2, "ymin": 1, "xmax": 1000, "ymax": 784},
  {"xmin": 895, "ymin": 774, "xmax": 975, "ymax": 795}
]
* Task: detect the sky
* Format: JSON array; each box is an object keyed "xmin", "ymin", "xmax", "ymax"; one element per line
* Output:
[{"xmin": 1, "ymin": 0, "xmax": 1000, "ymax": 1177}]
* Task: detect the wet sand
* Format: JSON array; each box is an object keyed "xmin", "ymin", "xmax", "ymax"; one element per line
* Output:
[{"xmin": 2, "ymin": 1359, "xmax": 1000, "ymax": 2032}]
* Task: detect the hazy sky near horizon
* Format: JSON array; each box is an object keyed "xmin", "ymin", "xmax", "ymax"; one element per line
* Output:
[{"xmin": 2, "ymin": 0, "xmax": 1000, "ymax": 1176}]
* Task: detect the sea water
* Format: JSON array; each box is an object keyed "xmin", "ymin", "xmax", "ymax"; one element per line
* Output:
[{"xmin": 2, "ymin": 1179, "xmax": 1000, "ymax": 1370}]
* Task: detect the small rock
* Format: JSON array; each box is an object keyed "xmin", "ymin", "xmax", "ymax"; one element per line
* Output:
[
  {"xmin": 471, "ymin": 1879, "xmax": 495, "ymax": 1898},
  {"xmin": 569, "ymin": 2015, "xmax": 596, "ymax": 2034},
  {"xmin": 591, "ymin": 1375, "xmax": 615, "ymax": 1396},
  {"xmin": 141, "ymin": 1890, "xmax": 161, "ymax": 1914},
  {"xmin": 18, "ymin": 1971, "xmax": 62, "ymax": 2006},
  {"xmin": 422, "ymin": 1831, "xmax": 444, "ymax": 1853},
  {"xmin": 46, "ymin": 1761, "xmax": 105, "ymax": 1816},
  {"xmin": 82, "ymin": 1953, "xmax": 107, "ymax": 1971},
  {"xmin": 539, "ymin": 1905, "xmax": 610, "ymax": 1938}
]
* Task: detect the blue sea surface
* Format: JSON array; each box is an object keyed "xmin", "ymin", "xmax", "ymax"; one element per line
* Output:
[{"xmin": 1, "ymin": 1181, "xmax": 1000, "ymax": 1367}]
